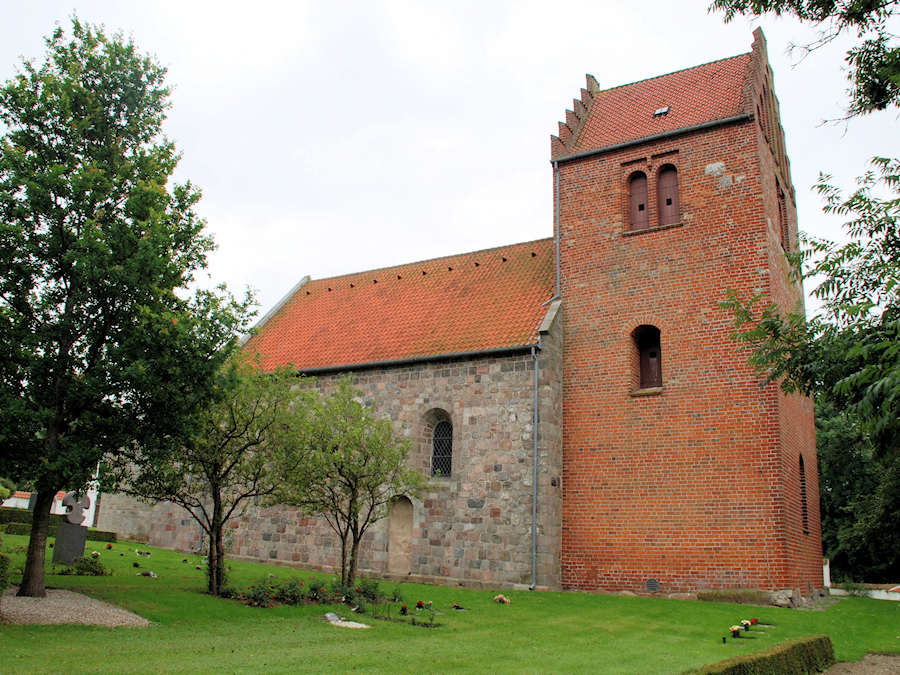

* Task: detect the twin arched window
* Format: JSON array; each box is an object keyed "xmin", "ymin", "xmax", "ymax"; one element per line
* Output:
[{"xmin": 629, "ymin": 165, "xmax": 679, "ymax": 231}]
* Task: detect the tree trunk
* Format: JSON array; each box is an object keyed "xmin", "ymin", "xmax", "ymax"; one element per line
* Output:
[
  {"xmin": 347, "ymin": 530, "xmax": 361, "ymax": 588},
  {"xmin": 17, "ymin": 490, "xmax": 58, "ymax": 597},
  {"xmin": 207, "ymin": 494, "xmax": 226, "ymax": 596},
  {"xmin": 339, "ymin": 531, "xmax": 350, "ymax": 587}
]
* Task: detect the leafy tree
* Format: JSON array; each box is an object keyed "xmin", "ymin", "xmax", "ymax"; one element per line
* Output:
[
  {"xmin": 724, "ymin": 158, "xmax": 900, "ymax": 458},
  {"xmin": 276, "ymin": 377, "xmax": 430, "ymax": 587},
  {"xmin": 815, "ymin": 398, "xmax": 881, "ymax": 581},
  {"xmin": 724, "ymin": 158, "xmax": 900, "ymax": 581},
  {"xmin": 710, "ymin": 0, "xmax": 900, "ymax": 115},
  {"xmin": 0, "ymin": 19, "xmax": 252, "ymax": 597},
  {"xmin": 114, "ymin": 355, "xmax": 312, "ymax": 596}
]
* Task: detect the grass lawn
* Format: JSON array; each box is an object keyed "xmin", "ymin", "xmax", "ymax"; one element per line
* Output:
[{"xmin": 1, "ymin": 534, "xmax": 898, "ymax": 674}]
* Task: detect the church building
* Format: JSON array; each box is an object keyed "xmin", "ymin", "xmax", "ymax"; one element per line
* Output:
[{"xmin": 99, "ymin": 29, "xmax": 823, "ymax": 598}]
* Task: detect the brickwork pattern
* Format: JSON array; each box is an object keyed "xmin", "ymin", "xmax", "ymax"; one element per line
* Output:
[{"xmin": 556, "ymin": 30, "xmax": 821, "ymax": 595}]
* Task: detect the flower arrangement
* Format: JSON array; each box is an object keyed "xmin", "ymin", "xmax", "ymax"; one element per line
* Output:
[
  {"xmin": 741, "ymin": 620, "xmax": 751, "ymax": 631},
  {"xmin": 493, "ymin": 594, "xmax": 511, "ymax": 605},
  {"xmin": 730, "ymin": 625, "xmax": 741, "ymax": 638},
  {"xmin": 400, "ymin": 605, "xmax": 408, "ymax": 615},
  {"xmin": 105, "ymin": 543, "xmax": 113, "ymax": 550},
  {"xmin": 90, "ymin": 551, "xmax": 100, "ymax": 558}
]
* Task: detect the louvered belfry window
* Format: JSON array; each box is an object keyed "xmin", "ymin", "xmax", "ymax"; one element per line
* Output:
[
  {"xmin": 658, "ymin": 165, "xmax": 680, "ymax": 226},
  {"xmin": 432, "ymin": 420, "xmax": 453, "ymax": 477},
  {"xmin": 629, "ymin": 172, "xmax": 649, "ymax": 231}
]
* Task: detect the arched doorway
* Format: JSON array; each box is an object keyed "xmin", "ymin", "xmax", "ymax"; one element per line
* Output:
[{"xmin": 387, "ymin": 496, "xmax": 413, "ymax": 576}]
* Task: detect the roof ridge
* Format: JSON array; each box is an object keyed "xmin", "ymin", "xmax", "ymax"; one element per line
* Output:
[
  {"xmin": 302, "ymin": 237, "xmax": 554, "ymax": 285},
  {"xmin": 595, "ymin": 52, "xmax": 750, "ymax": 95}
]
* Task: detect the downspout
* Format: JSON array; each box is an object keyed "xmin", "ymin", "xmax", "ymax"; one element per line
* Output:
[
  {"xmin": 543, "ymin": 160, "xmax": 562, "ymax": 307},
  {"xmin": 554, "ymin": 160, "xmax": 561, "ymax": 299},
  {"xmin": 530, "ymin": 338, "xmax": 541, "ymax": 589}
]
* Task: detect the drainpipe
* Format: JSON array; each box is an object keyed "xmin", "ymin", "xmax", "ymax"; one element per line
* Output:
[
  {"xmin": 554, "ymin": 160, "xmax": 561, "ymax": 299},
  {"xmin": 543, "ymin": 161, "xmax": 562, "ymax": 307},
  {"xmin": 530, "ymin": 339, "xmax": 541, "ymax": 589}
]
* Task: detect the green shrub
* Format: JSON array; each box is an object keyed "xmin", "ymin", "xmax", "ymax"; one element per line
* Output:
[
  {"xmin": 244, "ymin": 579, "xmax": 278, "ymax": 607},
  {"xmin": 274, "ymin": 577, "xmax": 308, "ymax": 605},
  {"xmin": 838, "ymin": 579, "xmax": 871, "ymax": 597},
  {"xmin": 54, "ymin": 556, "xmax": 112, "ymax": 577},
  {"xmin": 697, "ymin": 589, "xmax": 773, "ymax": 606},
  {"xmin": 0, "ymin": 552, "xmax": 10, "ymax": 596},
  {"xmin": 85, "ymin": 529, "xmax": 117, "ymax": 543},
  {"xmin": 684, "ymin": 635, "xmax": 834, "ymax": 675},
  {"xmin": 0, "ymin": 507, "xmax": 64, "ymax": 528},
  {"xmin": 6, "ymin": 522, "xmax": 31, "ymax": 535}
]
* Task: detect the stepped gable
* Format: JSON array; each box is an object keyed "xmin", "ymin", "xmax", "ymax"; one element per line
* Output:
[
  {"xmin": 245, "ymin": 238, "xmax": 556, "ymax": 373},
  {"xmin": 551, "ymin": 54, "xmax": 752, "ymax": 159}
]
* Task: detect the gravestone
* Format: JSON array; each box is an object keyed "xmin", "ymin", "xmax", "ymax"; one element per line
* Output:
[{"xmin": 51, "ymin": 492, "xmax": 91, "ymax": 565}]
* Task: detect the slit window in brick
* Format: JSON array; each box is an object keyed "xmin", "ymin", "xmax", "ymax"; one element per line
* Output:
[
  {"xmin": 658, "ymin": 165, "xmax": 680, "ymax": 226},
  {"xmin": 800, "ymin": 454, "xmax": 809, "ymax": 533},
  {"xmin": 634, "ymin": 325, "xmax": 662, "ymax": 389},
  {"xmin": 629, "ymin": 171, "xmax": 649, "ymax": 231}
]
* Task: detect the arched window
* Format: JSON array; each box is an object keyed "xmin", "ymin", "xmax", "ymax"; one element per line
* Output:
[
  {"xmin": 633, "ymin": 325, "xmax": 662, "ymax": 389},
  {"xmin": 629, "ymin": 172, "xmax": 649, "ymax": 231},
  {"xmin": 432, "ymin": 420, "xmax": 452, "ymax": 477},
  {"xmin": 799, "ymin": 454, "xmax": 809, "ymax": 533},
  {"xmin": 657, "ymin": 165, "xmax": 679, "ymax": 226}
]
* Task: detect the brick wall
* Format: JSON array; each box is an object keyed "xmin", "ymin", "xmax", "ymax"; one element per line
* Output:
[{"xmin": 556, "ymin": 35, "xmax": 821, "ymax": 594}]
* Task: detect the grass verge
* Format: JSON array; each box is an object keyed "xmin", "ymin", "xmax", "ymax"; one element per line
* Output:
[{"xmin": 1, "ymin": 534, "xmax": 897, "ymax": 675}]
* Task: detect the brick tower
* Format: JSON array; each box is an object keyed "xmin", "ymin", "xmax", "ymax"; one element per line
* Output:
[{"xmin": 553, "ymin": 29, "xmax": 822, "ymax": 595}]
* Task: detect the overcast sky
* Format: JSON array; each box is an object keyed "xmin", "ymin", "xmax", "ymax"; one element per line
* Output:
[{"xmin": 1, "ymin": 1, "xmax": 897, "ymax": 320}]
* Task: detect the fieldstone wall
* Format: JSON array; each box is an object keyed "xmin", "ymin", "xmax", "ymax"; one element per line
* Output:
[{"xmin": 98, "ymin": 305, "xmax": 564, "ymax": 590}]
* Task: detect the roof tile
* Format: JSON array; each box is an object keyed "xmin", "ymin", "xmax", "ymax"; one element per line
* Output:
[
  {"xmin": 557, "ymin": 54, "xmax": 752, "ymax": 157},
  {"xmin": 246, "ymin": 239, "xmax": 556, "ymax": 372}
]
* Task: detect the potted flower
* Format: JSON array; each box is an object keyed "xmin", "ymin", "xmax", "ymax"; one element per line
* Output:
[
  {"xmin": 730, "ymin": 625, "xmax": 741, "ymax": 638},
  {"xmin": 741, "ymin": 620, "xmax": 751, "ymax": 631}
]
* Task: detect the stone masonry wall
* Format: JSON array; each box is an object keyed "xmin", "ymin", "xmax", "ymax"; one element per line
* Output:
[{"xmin": 99, "ymin": 308, "xmax": 564, "ymax": 590}]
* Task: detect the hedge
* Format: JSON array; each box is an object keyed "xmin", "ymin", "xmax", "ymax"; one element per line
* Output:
[
  {"xmin": 0, "ymin": 553, "xmax": 10, "ymax": 597},
  {"xmin": 685, "ymin": 635, "xmax": 834, "ymax": 675},
  {"xmin": 6, "ymin": 522, "xmax": 32, "ymax": 535},
  {"xmin": 5, "ymin": 521, "xmax": 116, "ymax": 543},
  {"xmin": 85, "ymin": 529, "xmax": 117, "ymax": 543},
  {"xmin": 0, "ymin": 507, "xmax": 64, "ymax": 529}
]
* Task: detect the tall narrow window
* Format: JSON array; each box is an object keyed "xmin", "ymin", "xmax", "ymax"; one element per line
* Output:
[
  {"xmin": 799, "ymin": 455, "xmax": 809, "ymax": 533},
  {"xmin": 629, "ymin": 172, "xmax": 649, "ymax": 231},
  {"xmin": 634, "ymin": 325, "xmax": 662, "ymax": 389},
  {"xmin": 432, "ymin": 420, "xmax": 452, "ymax": 477},
  {"xmin": 657, "ymin": 165, "xmax": 680, "ymax": 226},
  {"xmin": 777, "ymin": 183, "xmax": 789, "ymax": 251}
]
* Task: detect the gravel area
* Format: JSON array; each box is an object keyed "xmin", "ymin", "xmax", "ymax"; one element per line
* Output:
[
  {"xmin": 826, "ymin": 654, "xmax": 900, "ymax": 674},
  {"xmin": 1, "ymin": 585, "xmax": 150, "ymax": 628}
]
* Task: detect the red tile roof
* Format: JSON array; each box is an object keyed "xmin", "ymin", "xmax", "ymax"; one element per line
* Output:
[
  {"xmin": 554, "ymin": 54, "xmax": 752, "ymax": 158},
  {"xmin": 245, "ymin": 239, "xmax": 556, "ymax": 372}
]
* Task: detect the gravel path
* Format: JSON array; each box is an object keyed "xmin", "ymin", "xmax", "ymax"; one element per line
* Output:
[{"xmin": 1, "ymin": 585, "xmax": 149, "ymax": 628}]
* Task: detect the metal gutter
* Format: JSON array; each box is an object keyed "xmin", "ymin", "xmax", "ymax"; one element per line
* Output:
[{"xmin": 552, "ymin": 114, "xmax": 751, "ymax": 165}]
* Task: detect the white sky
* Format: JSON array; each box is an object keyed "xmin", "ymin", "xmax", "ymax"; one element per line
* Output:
[{"xmin": 1, "ymin": 1, "xmax": 897, "ymax": 320}]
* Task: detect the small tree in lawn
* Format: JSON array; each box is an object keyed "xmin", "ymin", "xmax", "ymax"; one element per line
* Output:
[
  {"xmin": 278, "ymin": 377, "xmax": 430, "ymax": 587},
  {"xmin": 0, "ymin": 19, "xmax": 253, "ymax": 597},
  {"xmin": 115, "ymin": 354, "xmax": 314, "ymax": 596}
]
